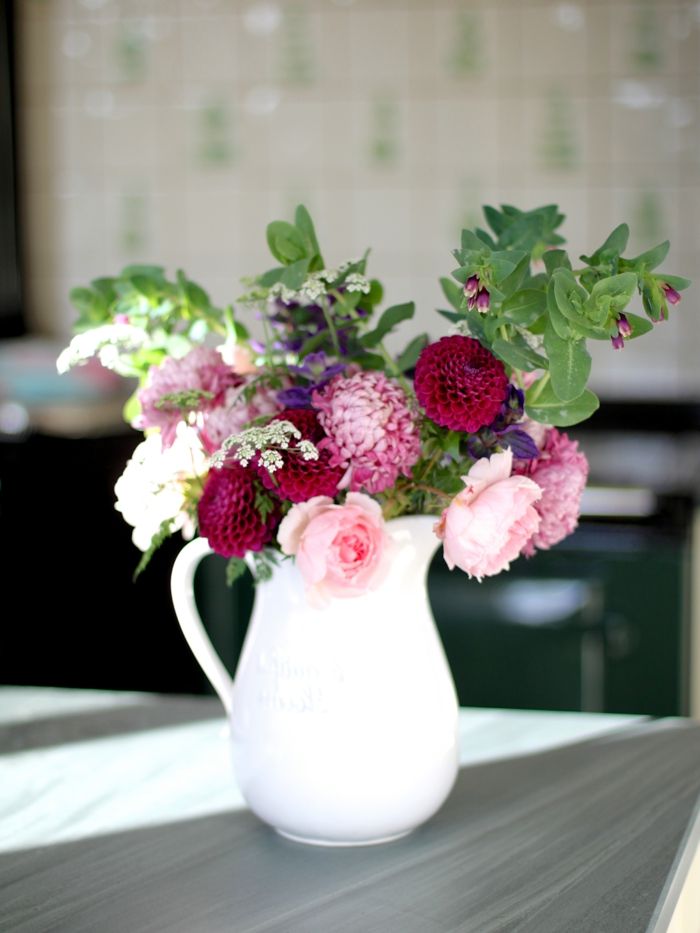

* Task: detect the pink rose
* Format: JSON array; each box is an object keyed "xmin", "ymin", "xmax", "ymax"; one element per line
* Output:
[
  {"xmin": 434, "ymin": 450, "xmax": 542, "ymax": 581},
  {"xmin": 278, "ymin": 493, "xmax": 391, "ymax": 608}
]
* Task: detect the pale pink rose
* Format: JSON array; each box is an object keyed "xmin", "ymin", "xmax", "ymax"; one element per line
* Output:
[
  {"xmin": 278, "ymin": 492, "xmax": 391, "ymax": 608},
  {"xmin": 434, "ymin": 450, "xmax": 542, "ymax": 581},
  {"xmin": 520, "ymin": 416, "xmax": 548, "ymax": 450}
]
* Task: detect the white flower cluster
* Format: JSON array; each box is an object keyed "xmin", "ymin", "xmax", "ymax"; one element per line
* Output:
[
  {"xmin": 268, "ymin": 262, "xmax": 371, "ymax": 306},
  {"xmin": 114, "ymin": 424, "xmax": 206, "ymax": 551},
  {"xmin": 210, "ymin": 419, "xmax": 319, "ymax": 474},
  {"xmin": 56, "ymin": 323, "xmax": 149, "ymax": 374}
]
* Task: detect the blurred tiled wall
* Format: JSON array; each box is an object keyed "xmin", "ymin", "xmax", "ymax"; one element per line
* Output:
[{"xmin": 16, "ymin": 0, "xmax": 700, "ymax": 397}]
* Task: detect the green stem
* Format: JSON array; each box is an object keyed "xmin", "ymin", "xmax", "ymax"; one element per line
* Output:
[
  {"xmin": 420, "ymin": 447, "xmax": 442, "ymax": 482},
  {"xmin": 377, "ymin": 342, "xmax": 411, "ymax": 395},
  {"xmin": 527, "ymin": 370, "xmax": 550, "ymax": 404},
  {"xmin": 499, "ymin": 325, "xmax": 509, "ymax": 341},
  {"xmin": 321, "ymin": 297, "xmax": 341, "ymax": 357}
]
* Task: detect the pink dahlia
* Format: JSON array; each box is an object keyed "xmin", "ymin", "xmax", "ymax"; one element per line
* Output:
[
  {"xmin": 414, "ymin": 336, "xmax": 508, "ymax": 433},
  {"xmin": 312, "ymin": 371, "xmax": 421, "ymax": 495},
  {"xmin": 135, "ymin": 347, "xmax": 240, "ymax": 448},
  {"xmin": 255, "ymin": 409, "xmax": 344, "ymax": 502},
  {"xmin": 198, "ymin": 462, "xmax": 279, "ymax": 558},
  {"xmin": 202, "ymin": 380, "xmax": 284, "ymax": 453},
  {"xmin": 514, "ymin": 428, "xmax": 589, "ymax": 557}
]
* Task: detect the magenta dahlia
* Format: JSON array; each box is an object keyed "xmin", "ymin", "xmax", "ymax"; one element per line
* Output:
[
  {"xmin": 255, "ymin": 409, "xmax": 345, "ymax": 502},
  {"xmin": 135, "ymin": 347, "xmax": 240, "ymax": 448},
  {"xmin": 312, "ymin": 371, "xmax": 421, "ymax": 495},
  {"xmin": 514, "ymin": 428, "xmax": 589, "ymax": 557},
  {"xmin": 198, "ymin": 462, "xmax": 279, "ymax": 558},
  {"xmin": 413, "ymin": 335, "xmax": 508, "ymax": 433}
]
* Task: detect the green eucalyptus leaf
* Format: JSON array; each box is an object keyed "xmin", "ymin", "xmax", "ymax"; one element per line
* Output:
[
  {"xmin": 484, "ymin": 309, "xmax": 503, "ymax": 343},
  {"xmin": 280, "ymin": 257, "xmax": 310, "ymax": 290},
  {"xmin": 475, "ymin": 228, "xmax": 497, "ymax": 250},
  {"xmin": 437, "ymin": 308, "xmax": 462, "ymax": 324},
  {"xmin": 260, "ymin": 267, "xmax": 285, "ymax": 287},
  {"xmin": 654, "ymin": 273, "xmax": 692, "ymax": 291},
  {"xmin": 547, "ymin": 278, "xmax": 572, "ymax": 339},
  {"xmin": 465, "ymin": 309, "xmax": 490, "ymax": 346},
  {"xmin": 266, "ymin": 221, "xmax": 306, "ymax": 265},
  {"xmin": 496, "ymin": 253, "xmax": 531, "ymax": 298},
  {"xmin": 525, "ymin": 380, "xmax": 599, "ymax": 426},
  {"xmin": 488, "ymin": 258, "xmax": 516, "ymax": 280},
  {"xmin": 492, "ymin": 338, "xmax": 549, "ymax": 373},
  {"xmin": 543, "ymin": 321, "xmax": 591, "ymax": 401},
  {"xmin": 451, "ymin": 264, "xmax": 480, "ymax": 284},
  {"xmin": 294, "ymin": 205, "xmax": 324, "ymax": 270},
  {"xmin": 397, "ymin": 333, "xmax": 428, "ymax": 372},
  {"xmin": 553, "ymin": 269, "xmax": 589, "ymax": 324},
  {"xmin": 483, "ymin": 205, "xmax": 507, "ymax": 235},
  {"xmin": 627, "ymin": 240, "xmax": 670, "ymax": 272},
  {"xmin": 585, "ymin": 272, "xmax": 638, "ymax": 314},
  {"xmin": 543, "ymin": 249, "xmax": 572, "ymax": 277},
  {"xmin": 500, "ymin": 288, "xmax": 547, "ymax": 326},
  {"xmin": 461, "ymin": 228, "xmax": 491, "ymax": 253},
  {"xmin": 360, "ymin": 302, "xmax": 415, "ymax": 348},
  {"xmin": 440, "ymin": 276, "xmax": 464, "ymax": 312},
  {"xmin": 580, "ymin": 223, "xmax": 629, "ymax": 265}
]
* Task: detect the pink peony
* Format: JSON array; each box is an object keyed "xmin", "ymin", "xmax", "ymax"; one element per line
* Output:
[
  {"xmin": 202, "ymin": 379, "xmax": 284, "ymax": 452},
  {"xmin": 134, "ymin": 347, "xmax": 240, "ymax": 448},
  {"xmin": 514, "ymin": 428, "xmax": 589, "ymax": 557},
  {"xmin": 312, "ymin": 371, "xmax": 421, "ymax": 495},
  {"xmin": 278, "ymin": 493, "xmax": 391, "ymax": 608},
  {"xmin": 434, "ymin": 450, "xmax": 542, "ymax": 580}
]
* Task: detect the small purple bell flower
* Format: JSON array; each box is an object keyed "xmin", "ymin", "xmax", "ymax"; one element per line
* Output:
[
  {"xmin": 617, "ymin": 313, "xmax": 633, "ymax": 338},
  {"xmin": 662, "ymin": 283, "xmax": 682, "ymax": 306},
  {"xmin": 463, "ymin": 276, "xmax": 479, "ymax": 299},
  {"xmin": 611, "ymin": 332, "xmax": 625, "ymax": 350},
  {"xmin": 476, "ymin": 289, "xmax": 490, "ymax": 314}
]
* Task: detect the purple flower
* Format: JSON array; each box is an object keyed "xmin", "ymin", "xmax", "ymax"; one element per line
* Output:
[
  {"xmin": 463, "ymin": 276, "xmax": 479, "ymax": 299},
  {"xmin": 476, "ymin": 289, "xmax": 490, "ymax": 314},
  {"xmin": 662, "ymin": 283, "xmax": 682, "ymax": 306},
  {"xmin": 467, "ymin": 385, "xmax": 539, "ymax": 460},
  {"xmin": 611, "ymin": 333, "xmax": 625, "ymax": 350},
  {"xmin": 617, "ymin": 313, "xmax": 633, "ymax": 338},
  {"xmin": 278, "ymin": 352, "xmax": 346, "ymax": 409}
]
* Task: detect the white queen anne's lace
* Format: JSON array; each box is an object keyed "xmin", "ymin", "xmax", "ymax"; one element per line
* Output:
[
  {"xmin": 210, "ymin": 419, "xmax": 319, "ymax": 474},
  {"xmin": 56, "ymin": 323, "xmax": 149, "ymax": 373}
]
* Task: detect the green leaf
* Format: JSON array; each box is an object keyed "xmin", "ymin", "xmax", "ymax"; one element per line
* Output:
[
  {"xmin": 122, "ymin": 389, "xmax": 141, "ymax": 423},
  {"xmin": 260, "ymin": 267, "xmax": 285, "ymax": 287},
  {"xmin": 547, "ymin": 278, "xmax": 572, "ymax": 339},
  {"xmin": 580, "ymin": 223, "xmax": 629, "ymax": 265},
  {"xmin": 585, "ymin": 272, "xmax": 638, "ymax": 313},
  {"xmin": 130, "ymin": 274, "xmax": 160, "ymax": 302},
  {"xmin": 133, "ymin": 520, "xmax": 173, "ymax": 581},
  {"xmin": 266, "ymin": 221, "xmax": 306, "ymax": 265},
  {"xmin": 397, "ymin": 333, "xmax": 428, "ymax": 372},
  {"xmin": 90, "ymin": 277, "xmax": 117, "ymax": 305},
  {"xmin": 462, "ymin": 228, "xmax": 491, "ymax": 253},
  {"xmin": 360, "ymin": 302, "xmax": 415, "ymax": 348},
  {"xmin": 294, "ymin": 204, "xmax": 324, "ymax": 270},
  {"xmin": 488, "ymin": 258, "xmax": 516, "ymax": 280},
  {"xmin": 280, "ymin": 258, "xmax": 310, "ymax": 290},
  {"xmin": 439, "ymin": 276, "xmax": 464, "ymax": 312},
  {"xmin": 495, "ymin": 253, "xmax": 531, "ymax": 299},
  {"xmin": 465, "ymin": 309, "xmax": 490, "ymax": 346},
  {"xmin": 623, "ymin": 311, "xmax": 654, "ymax": 339},
  {"xmin": 451, "ymin": 264, "xmax": 480, "ymax": 284},
  {"xmin": 437, "ymin": 308, "xmax": 462, "ymax": 324},
  {"xmin": 525, "ymin": 380, "xmax": 599, "ymax": 426},
  {"xmin": 500, "ymin": 289, "xmax": 547, "ymax": 327},
  {"xmin": 483, "ymin": 205, "xmax": 507, "ymax": 235},
  {"xmin": 69, "ymin": 286, "xmax": 107, "ymax": 323},
  {"xmin": 654, "ymin": 273, "xmax": 692, "ymax": 291},
  {"xmin": 475, "ymin": 228, "xmax": 497, "ymax": 250},
  {"xmin": 492, "ymin": 338, "xmax": 549, "ymax": 373},
  {"xmin": 483, "ymin": 309, "xmax": 503, "ymax": 343},
  {"xmin": 543, "ymin": 249, "xmax": 571, "ymax": 277},
  {"xmin": 365, "ymin": 279, "xmax": 383, "ymax": 307},
  {"xmin": 543, "ymin": 321, "xmax": 591, "ymax": 401},
  {"xmin": 628, "ymin": 240, "xmax": 670, "ymax": 271},
  {"xmin": 120, "ymin": 264, "xmax": 165, "ymax": 280},
  {"xmin": 226, "ymin": 557, "xmax": 249, "ymax": 587}
]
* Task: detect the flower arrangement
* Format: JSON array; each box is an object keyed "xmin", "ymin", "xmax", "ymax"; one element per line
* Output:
[{"xmin": 59, "ymin": 204, "xmax": 689, "ymax": 603}]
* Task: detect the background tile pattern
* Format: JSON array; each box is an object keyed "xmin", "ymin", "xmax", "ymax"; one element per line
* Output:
[{"xmin": 16, "ymin": 0, "xmax": 700, "ymax": 397}]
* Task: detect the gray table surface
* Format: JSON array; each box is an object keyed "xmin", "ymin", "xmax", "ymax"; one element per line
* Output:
[{"xmin": 2, "ymin": 692, "xmax": 699, "ymax": 933}]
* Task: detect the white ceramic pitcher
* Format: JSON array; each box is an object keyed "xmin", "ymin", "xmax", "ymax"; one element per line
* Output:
[{"xmin": 170, "ymin": 514, "xmax": 459, "ymax": 846}]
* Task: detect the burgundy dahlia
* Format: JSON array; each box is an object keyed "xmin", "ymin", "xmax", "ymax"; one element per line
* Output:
[
  {"xmin": 414, "ymin": 336, "xmax": 508, "ymax": 433},
  {"xmin": 198, "ymin": 463, "xmax": 278, "ymax": 558},
  {"xmin": 256, "ymin": 409, "xmax": 344, "ymax": 502}
]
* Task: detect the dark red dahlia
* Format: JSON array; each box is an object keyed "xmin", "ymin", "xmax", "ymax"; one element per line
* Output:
[
  {"xmin": 198, "ymin": 463, "xmax": 278, "ymax": 558},
  {"xmin": 256, "ymin": 408, "xmax": 344, "ymax": 502},
  {"xmin": 413, "ymin": 335, "xmax": 508, "ymax": 433}
]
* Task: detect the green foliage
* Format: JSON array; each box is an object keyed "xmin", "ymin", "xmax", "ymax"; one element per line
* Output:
[
  {"xmin": 525, "ymin": 378, "xmax": 599, "ymax": 427},
  {"xmin": 133, "ymin": 520, "xmax": 173, "ymax": 581},
  {"xmin": 226, "ymin": 557, "xmax": 249, "ymax": 587},
  {"xmin": 360, "ymin": 302, "xmax": 415, "ymax": 348}
]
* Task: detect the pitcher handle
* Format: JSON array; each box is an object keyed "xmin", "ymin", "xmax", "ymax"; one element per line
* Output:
[{"xmin": 171, "ymin": 536, "xmax": 235, "ymax": 717}]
